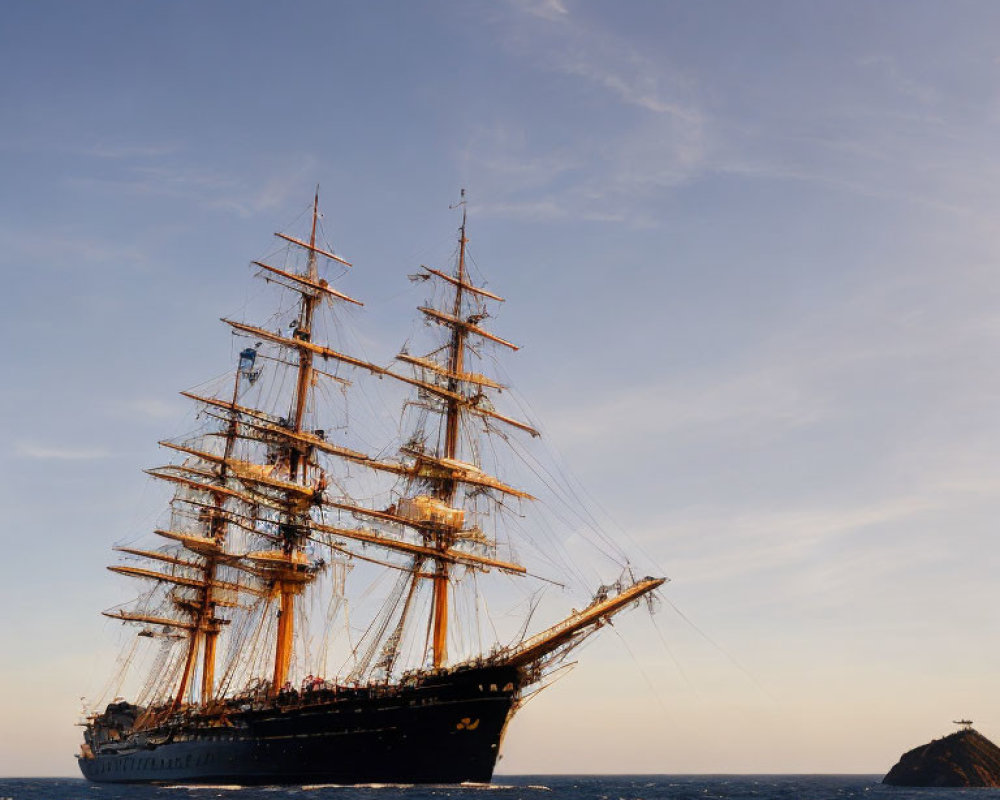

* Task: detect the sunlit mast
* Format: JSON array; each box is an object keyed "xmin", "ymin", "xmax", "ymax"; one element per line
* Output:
[
  {"xmin": 271, "ymin": 188, "xmax": 321, "ymax": 693},
  {"xmin": 431, "ymin": 190, "xmax": 469, "ymax": 668}
]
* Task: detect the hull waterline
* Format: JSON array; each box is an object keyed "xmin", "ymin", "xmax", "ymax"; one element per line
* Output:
[{"xmin": 79, "ymin": 665, "xmax": 520, "ymax": 785}]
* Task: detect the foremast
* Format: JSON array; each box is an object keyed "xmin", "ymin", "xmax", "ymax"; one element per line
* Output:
[{"xmin": 171, "ymin": 359, "xmax": 243, "ymax": 710}]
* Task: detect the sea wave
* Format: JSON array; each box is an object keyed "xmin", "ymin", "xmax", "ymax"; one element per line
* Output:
[{"xmin": 300, "ymin": 784, "xmax": 415, "ymax": 790}]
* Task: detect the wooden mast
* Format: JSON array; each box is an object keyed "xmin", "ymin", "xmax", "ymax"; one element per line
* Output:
[
  {"xmin": 430, "ymin": 190, "xmax": 470, "ymax": 669},
  {"xmin": 199, "ymin": 362, "xmax": 244, "ymax": 703},
  {"xmin": 170, "ymin": 352, "xmax": 244, "ymax": 710},
  {"xmin": 290, "ymin": 186, "xmax": 321, "ymax": 472},
  {"xmin": 172, "ymin": 626, "xmax": 199, "ymax": 710},
  {"xmin": 271, "ymin": 187, "xmax": 322, "ymax": 693}
]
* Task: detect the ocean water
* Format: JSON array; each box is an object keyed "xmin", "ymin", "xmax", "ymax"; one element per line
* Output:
[{"xmin": 5, "ymin": 776, "xmax": 1000, "ymax": 800}]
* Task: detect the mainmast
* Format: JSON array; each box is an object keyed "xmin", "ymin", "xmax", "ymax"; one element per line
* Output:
[
  {"xmin": 290, "ymin": 187, "xmax": 322, "ymax": 461},
  {"xmin": 271, "ymin": 187, "xmax": 322, "ymax": 693}
]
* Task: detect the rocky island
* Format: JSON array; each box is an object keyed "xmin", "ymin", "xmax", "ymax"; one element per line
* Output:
[{"xmin": 884, "ymin": 727, "xmax": 1000, "ymax": 787}]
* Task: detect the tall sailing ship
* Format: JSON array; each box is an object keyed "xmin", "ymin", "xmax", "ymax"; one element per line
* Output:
[{"xmin": 78, "ymin": 191, "xmax": 664, "ymax": 785}]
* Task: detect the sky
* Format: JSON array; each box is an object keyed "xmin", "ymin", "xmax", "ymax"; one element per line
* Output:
[{"xmin": 3, "ymin": 0, "xmax": 1000, "ymax": 778}]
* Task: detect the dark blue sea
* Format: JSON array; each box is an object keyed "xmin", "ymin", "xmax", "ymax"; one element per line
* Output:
[{"xmin": 4, "ymin": 776, "xmax": 1000, "ymax": 800}]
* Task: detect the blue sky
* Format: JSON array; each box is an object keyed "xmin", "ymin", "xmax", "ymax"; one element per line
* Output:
[{"xmin": 4, "ymin": 0, "xmax": 1000, "ymax": 777}]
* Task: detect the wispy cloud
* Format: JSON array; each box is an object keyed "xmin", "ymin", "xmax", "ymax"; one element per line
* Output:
[
  {"xmin": 16, "ymin": 442, "xmax": 111, "ymax": 460},
  {"xmin": 658, "ymin": 495, "xmax": 939, "ymax": 575},
  {"xmin": 83, "ymin": 142, "xmax": 181, "ymax": 160},
  {"xmin": 467, "ymin": 1, "xmax": 708, "ymax": 223},
  {"xmin": 124, "ymin": 397, "xmax": 184, "ymax": 421},
  {"xmin": 0, "ymin": 137, "xmax": 179, "ymax": 160},
  {"xmin": 638, "ymin": 429, "xmax": 1000, "ymax": 614},
  {"xmin": 505, "ymin": 0, "xmax": 699, "ymax": 120},
  {"xmin": 544, "ymin": 251, "xmax": 1000, "ymax": 454},
  {"xmin": 479, "ymin": 4, "xmax": 1000, "ymax": 229},
  {"xmin": 544, "ymin": 360, "xmax": 827, "ymax": 448},
  {"xmin": 703, "ymin": 49, "xmax": 1000, "ymax": 225},
  {"xmin": 65, "ymin": 154, "xmax": 322, "ymax": 219},
  {"xmin": 214, "ymin": 154, "xmax": 323, "ymax": 217},
  {"xmin": 554, "ymin": 49, "xmax": 696, "ymax": 118},
  {"xmin": 510, "ymin": 0, "xmax": 569, "ymax": 22},
  {"xmin": 65, "ymin": 164, "xmax": 238, "ymax": 205},
  {"xmin": 856, "ymin": 54, "xmax": 939, "ymax": 106},
  {"xmin": 0, "ymin": 227, "xmax": 150, "ymax": 269},
  {"xmin": 466, "ymin": 116, "xmax": 708, "ymax": 224}
]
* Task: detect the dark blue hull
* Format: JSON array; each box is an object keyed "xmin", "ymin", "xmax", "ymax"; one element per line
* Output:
[{"xmin": 79, "ymin": 664, "xmax": 522, "ymax": 785}]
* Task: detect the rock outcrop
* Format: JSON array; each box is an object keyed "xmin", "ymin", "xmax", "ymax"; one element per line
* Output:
[{"xmin": 884, "ymin": 729, "xmax": 1000, "ymax": 787}]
